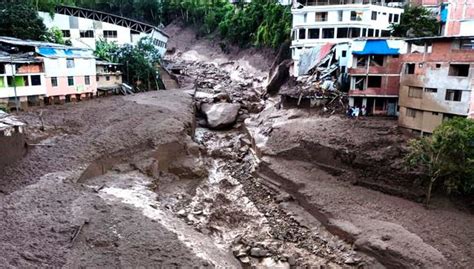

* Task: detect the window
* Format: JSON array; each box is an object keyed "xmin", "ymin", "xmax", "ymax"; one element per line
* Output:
[
  {"xmin": 79, "ymin": 30, "xmax": 94, "ymax": 38},
  {"xmin": 322, "ymin": 28, "xmax": 334, "ymax": 39},
  {"xmin": 96, "ymin": 76, "xmax": 100, "ymax": 82},
  {"xmin": 103, "ymin": 30, "xmax": 118, "ymax": 38},
  {"xmin": 61, "ymin": 30, "xmax": 71, "ymax": 38},
  {"xmin": 7, "ymin": 76, "xmax": 28, "ymax": 86},
  {"xmin": 424, "ymin": 88, "xmax": 437, "ymax": 93},
  {"xmin": 362, "ymin": 28, "xmax": 367, "ymax": 37},
  {"xmin": 432, "ymin": 112, "xmax": 439, "ymax": 115},
  {"xmin": 351, "ymin": 11, "xmax": 358, "ymax": 21},
  {"xmin": 394, "ymin": 14, "xmax": 400, "ymax": 23},
  {"xmin": 406, "ymin": 108, "xmax": 417, "ymax": 118},
  {"xmin": 350, "ymin": 28, "xmax": 361, "ymax": 38},
  {"xmin": 298, "ymin": 28, "xmax": 306, "ymax": 39},
  {"xmin": 356, "ymin": 56, "xmax": 367, "ymax": 67},
  {"xmin": 309, "ymin": 28, "xmax": 319, "ymax": 39},
  {"xmin": 303, "ymin": 13, "xmax": 307, "ymax": 23},
  {"xmin": 68, "ymin": 76, "xmax": 74, "ymax": 86},
  {"xmin": 341, "ymin": 50, "xmax": 347, "ymax": 57},
  {"xmin": 66, "ymin": 58, "xmax": 75, "ymax": 68},
  {"xmin": 375, "ymin": 29, "xmax": 380, "ymax": 37},
  {"xmin": 51, "ymin": 77, "xmax": 58, "ymax": 87},
  {"xmin": 0, "ymin": 64, "xmax": 4, "ymax": 74},
  {"xmin": 106, "ymin": 76, "xmax": 110, "ymax": 81},
  {"xmin": 448, "ymin": 64, "xmax": 470, "ymax": 77},
  {"xmin": 292, "ymin": 30, "xmax": 296, "ymax": 41},
  {"xmin": 337, "ymin": 27, "xmax": 349, "ymax": 38},
  {"xmin": 405, "ymin": 63, "xmax": 415, "ymax": 74},
  {"xmin": 460, "ymin": 39, "xmax": 474, "ymax": 50},
  {"xmin": 368, "ymin": 29, "xmax": 374, "ymax": 37},
  {"xmin": 381, "ymin": 30, "xmax": 391, "ymax": 37},
  {"xmin": 408, "ymin": 87, "xmax": 423, "ymax": 98},
  {"xmin": 371, "ymin": 11, "xmax": 377, "ymax": 20},
  {"xmin": 370, "ymin": 55, "xmax": 384, "ymax": 66},
  {"xmin": 338, "ymin": 10, "xmax": 343, "ymax": 21},
  {"xmin": 85, "ymin": 75, "xmax": 90, "ymax": 85},
  {"xmin": 389, "ymin": 14, "xmax": 393, "ymax": 23},
  {"xmin": 435, "ymin": 63, "xmax": 441, "ymax": 68},
  {"xmin": 354, "ymin": 77, "xmax": 365, "ymax": 91},
  {"xmin": 315, "ymin": 12, "xmax": 328, "ymax": 22},
  {"xmin": 445, "ymin": 89, "xmax": 462, "ymax": 101},
  {"xmin": 367, "ymin": 76, "xmax": 382, "ymax": 88},
  {"xmin": 31, "ymin": 75, "xmax": 41, "ymax": 86}
]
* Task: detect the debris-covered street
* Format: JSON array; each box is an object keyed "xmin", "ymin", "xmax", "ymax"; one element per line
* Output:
[{"xmin": 0, "ymin": 22, "xmax": 473, "ymax": 269}]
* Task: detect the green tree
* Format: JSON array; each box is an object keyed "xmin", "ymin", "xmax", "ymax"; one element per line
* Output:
[
  {"xmin": 406, "ymin": 118, "xmax": 474, "ymax": 205},
  {"xmin": 391, "ymin": 5, "xmax": 440, "ymax": 37},
  {"xmin": 0, "ymin": 2, "xmax": 48, "ymax": 40},
  {"xmin": 42, "ymin": 26, "xmax": 66, "ymax": 44}
]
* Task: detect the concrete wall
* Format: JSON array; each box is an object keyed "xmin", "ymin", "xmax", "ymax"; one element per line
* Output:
[{"xmin": 0, "ymin": 63, "xmax": 47, "ymax": 99}]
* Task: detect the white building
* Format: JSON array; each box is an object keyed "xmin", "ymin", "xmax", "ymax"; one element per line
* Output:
[
  {"xmin": 38, "ymin": 5, "xmax": 169, "ymax": 55},
  {"xmin": 291, "ymin": 0, "xmax": 404, "ymax": 75}
]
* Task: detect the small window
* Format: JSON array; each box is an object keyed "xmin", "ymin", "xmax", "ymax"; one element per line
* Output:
[
  {"xmin": 322, "ymin": 28, "xmax": 335, "ymax": 39},
  {"xmin": 85, "ymin": 75, "xmax": 90, "ymax": 85},
  {"xmin": 106, "ymin": 76, "xmax": 110, "ymax": 81},
  {"xmin": 0, "ymin": 64, "xmax": 5, "ymax": 74},
  {"xmin": 309, "ymin": 28, "xmax": 320, "ymax": 39},
  {"xmin": 408, "ymin": 86, "xmax": 423, "ymax": 98},
  {"xmin": 432, "ymin": 112, "xmax": 439, "ymax": 115},
  {"xmin": 350, "ymin": 28, "xmax": 361, "ymax": 38},
  {"xmin": 424, "ymin": 88, "xmax": 437, "ymax": 93},
  {"xmin": 371, "ymin": 11, "xmax": 377, "ymax": 20},
  {"xmin": 338, "ymin": 10, "xmax": 343, "ymax": 21},
  {"xmin": 368, "ymin": 29, "xmax": 374, "ymax": 37},
  {"xmin": 51, "ymin": 77, "xmax": 58, "ymax": 87},
  {"xmin": 298, "ymin": 28, "xmax": 306, "ymax": 39},
  {"xmin": 435, "ymin": 63, "xmax": 441, "ymax": 68},
  {"xmin": 375, "ymin": 29, "xmax": 380, "ymax": 37},
  {"xmin": 389, "ymin": 14, "xmax": 393, "ymax": 23},
  {"xmin": 351, "ymin": 11, "xmax": 358, "ymax": 21},
  {"xmin": 341, "ymin": 50, "xmax": 347, "ymax": 57},
  {"xmin": 448, "ymin": 64, "xmax": 469, "ymax": 77},
  {"xmin": 315, "ymin": 12, "xmax": 328, "ymax": 22},
  {"xmin": 405, "ymin": 63, "xmax": 415, "ymax": 74},
  {"xmin": 445, "ymin": 89, "xmax": 462, "ymax": 101},
  {"xmin": 337, "ymin": 28, "xmax": 349, "ymax": 38},
  {"xmin": 103, "ymin": 30, "xmax": 118, "ymax": 38},
  {"xmin": 354, "ymin": 77, "xmax": 366, "ymax": 91},
  {"xmin": 96, "ymin": 76, "xmax": 100, "ymax": 82},
  {"xmin": 367, "ymin": 76, "xmax": 382, "ymax": 88},
  {"xmin": 394, "ymin": 14, "xmax": 400, "ymax": 23},
  {"xmin": 62, "ymin": 30, "xmax": 71, "ymax": 38},
  {"xmin": 406, "ymin": 108, "xmax": 417, "ymax": 118},
  {"xmin": 66, "ymin": 58, "xmax": 75, "ymax": 68},
  {"xmin": 67, "ymin": 76, "xmax": 74, "ymax": 86},
  {"xmin": 31, "ymin": 75, "xmax": 41, "ymax": 86},
  {"xmin": 362, "ymin": 28, "xmax": 367, "ymax": 37},
  {"xmin": 356, "ymin": 56, "xmax": 367, "ymax": 67},
  {"xmin": 381, "ymin": 30, "xmax": 391, "ymax": 37},
  {"xmin": 80, "ymin": 30, "xmax": 94, "ymax": 38}
]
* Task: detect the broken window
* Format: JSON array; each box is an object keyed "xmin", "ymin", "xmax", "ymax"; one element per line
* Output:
[
  {"xmin": 298, "ymin": 28, "xmax": 306, "ymax": 39},
  {"xmin": 367, "ymin": 76, "xmax": 382, "ymax": 88},
  {"xmin": 406, "ymin": 108, "xmax": 417, "ymax": 118},
  {"xmin": 405, "ymin": 63, "xmax": 415, "ymax": 74},
  {"xmin": 322, "ymin": 28, "xmax": 334, "ymax": 39},
  {"xmin": 369, "ymin": 55, "xmax": 384, "ymax": 67},
  {"xmin": 315, "ymin": 12, "xmax": 328, "ymax": 22},
  {"xmin": 80, "ymin": 30, "xmax": 94, "ymax": 38},
  {"xmin": 424, "ymin": 88, "xmax": 437, "ymax": 93},
  {"xmin": 356, "ymin": 56, "xmax": 367, "ymax": 67},
  {"xmin": 448, "ymin": 64, "xmax": 470, "ymax": 77},
  {"xmin": 354, "ymin": 77, "xmax": 365, "ymax": 91},
  {"xmin": 445, "ymin": 89, "xmax": 462, "ymax": 101},
  {"xmin": 408, "ymin": 87, "xmax": 423, "ymax": 98},
  {"xmin": 337, "ymin": 28, "xmax": 349, "ymax": 38},
  {"xmin": 309, "ymin": 28, "xmax": 320, "ymax": 39}
]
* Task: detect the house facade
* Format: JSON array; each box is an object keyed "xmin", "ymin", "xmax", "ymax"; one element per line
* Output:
[
  {"xmin": 96, "ymin": 61, "xmax": 123, "ymax": 94},
  {"xmin": 348, "ymin": 39, "xmax": 406, "ymax": 116},
  {"xmin": 0, "ymin": 36, "xmax": 96, "ymax": 107},
  {"xmin": 398, "ymin": 36, "xmax": 474, "ymax": 133},
  {"xmin": 291, "ymin": 0, "xmax": 404, "ymax": 75},
  {"xmin": 38, "ymin": 5, "xmax": 169, "ymax": 55}
]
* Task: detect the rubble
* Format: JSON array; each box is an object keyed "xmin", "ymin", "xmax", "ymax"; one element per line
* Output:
[{"xmin": 201, "ymin": 103, "xmax": 241, "ymax": 129}]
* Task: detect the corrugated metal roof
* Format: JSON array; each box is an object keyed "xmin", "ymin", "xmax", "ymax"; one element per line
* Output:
[
  {"xmin": 352, "ymin": 40, "xmax": 399, "ymax": 55},
  {"xmin": 0, "ymin": 51, "xmax": 42, "ymax": 63},
  {"xmin": 0, "ymin": 36, "xmax": 71, "ymax": 49}
]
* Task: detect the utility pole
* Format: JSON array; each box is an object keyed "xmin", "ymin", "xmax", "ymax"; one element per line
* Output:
[{"xmin": 9, "ymin": 52, "xmax": 20, "ymax": 112}]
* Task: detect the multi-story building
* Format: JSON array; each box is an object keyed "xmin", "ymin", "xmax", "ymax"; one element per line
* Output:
[
  {"xmin": 348, "ymin": 39, "xmax": 406, "ymax": 116},
  {"xmin": 0, "ymin": 52, "xmax": 46, "ymax": 110},
  {"xmin": 96, "ymin": 61, "xmax": 123, "ymax": 95},
  {"xmin": 0, "ymin": 36, "xmax": 97, "ymax": 107},
  {"xmin": 38, "ymin": 5, "xmax": 169, "ymax": 55},
  {"xmin": 398, "ymin": 36, "xmax": 474, "ymax": 133},
  {"xmin": 291, "ymin": 0, "xmax": 405, "ymax": 75}
]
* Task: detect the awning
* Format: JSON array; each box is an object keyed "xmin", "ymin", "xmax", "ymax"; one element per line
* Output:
[{"xmin": 352, "ymin": 40, "xmax": 399, "ymax": 55}]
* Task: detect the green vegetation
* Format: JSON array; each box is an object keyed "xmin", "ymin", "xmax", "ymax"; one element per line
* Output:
[
  {"xmin": 406, "ymin": 118, "xmax": 474, "ymax": 205},
  {"xmin": 95, "ymin": 38, "xmax": 162, "ymax": 89},
  {"xmin": 0, "ymin": 2, "xmax": 48, "ymax": 40},
  {"xmin": 42, "ymin": 27, "xmax": 67, "ymax": 44},
  {"xmin": 391, "ymin": 5, "xmax": 440, "ymax": 38}
]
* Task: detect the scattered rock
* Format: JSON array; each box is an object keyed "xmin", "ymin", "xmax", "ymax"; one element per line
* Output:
[
  {"xmin": 201, "ymin": 103, "xmax": 241, "ymax": 129},
  {"xmin": 250, "ymin": 247, "xmax": 268, "ymax": 258}
]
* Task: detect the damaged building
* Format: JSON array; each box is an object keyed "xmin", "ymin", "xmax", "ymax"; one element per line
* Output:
[
  {"xmin": 348, "ymin": 39, "xmax": 406, "ymax": 116},
  {"xmin": 398, "ymin": 36, "xmax": 474, "ymax": 133}
]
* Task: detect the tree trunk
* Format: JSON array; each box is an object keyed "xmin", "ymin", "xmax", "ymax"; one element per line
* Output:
[{"xmin": 425, "ymin": 178, "xmax": 435, "ymax": 207}]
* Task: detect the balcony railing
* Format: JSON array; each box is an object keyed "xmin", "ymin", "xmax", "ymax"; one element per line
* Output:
[{"xmin": 296, "ymin": 0, "xmax": 405, "ymax": 6}]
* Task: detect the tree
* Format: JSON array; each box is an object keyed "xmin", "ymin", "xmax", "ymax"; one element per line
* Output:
[
  {"xmin": 0, "ymin": 2, "xmax": 48, "ymax": 40},
  {"xmin": 391, "ymin": 5, "xmax": 440, "ymax": 37},
  {"xmin": 42, "ymin": 27, "xmax": 66, "ymax": 44},
  {"xmin": 406, "ymin": 118, "xmax": 474, "ymax": 205}
]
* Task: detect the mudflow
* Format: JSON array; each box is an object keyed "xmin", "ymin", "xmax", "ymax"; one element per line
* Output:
[{"xmin": 0, "ymin": 22, "xmax": 473, "ymax": 269}]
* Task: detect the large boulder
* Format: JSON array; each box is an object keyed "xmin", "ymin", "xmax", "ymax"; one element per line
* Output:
[{"xmin": 201, "ymin": 103, "xmax": 241, "ymax": 129}]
